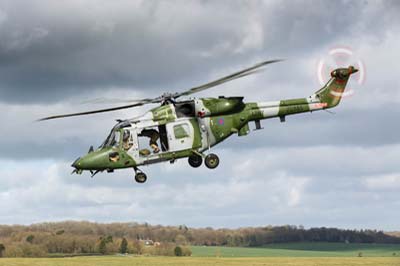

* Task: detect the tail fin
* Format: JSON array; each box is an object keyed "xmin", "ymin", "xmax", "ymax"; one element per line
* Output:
[{"xmin": 314, "ymin": 66, "xmax": 358, "ymax": 108}]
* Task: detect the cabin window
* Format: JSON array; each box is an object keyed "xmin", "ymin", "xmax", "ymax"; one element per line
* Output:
[{"xmin": 173, "ymin": 124, "xmax": 189, "ymax": 139}]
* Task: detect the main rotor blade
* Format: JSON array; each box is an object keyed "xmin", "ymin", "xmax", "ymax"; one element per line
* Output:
[
  {"xmin": 39, "ymin": 59, "xmax": 282, "ymax": 121},
  {"xmin": 38, "ymin": 101, "xmax": 149, "ymax": 121},
  {"xmin": 80, "ymin": 97, "xmax": 155, "ymax": 105},
  {"xmin": 175, "ymin": 59, "xmax": 283, "ymax": 98}
]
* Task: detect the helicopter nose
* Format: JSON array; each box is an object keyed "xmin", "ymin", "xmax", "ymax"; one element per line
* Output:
[
  {"xmin": 71, "ymin": 149, "xmax": 109, "ymax": 170},
  {"xmin": 71, "ymin": 157, "xmax": 81, "ymax": 168},
  {"xmin": 72, "ymin": 155, "xmax": 93, "ymax": 170}
]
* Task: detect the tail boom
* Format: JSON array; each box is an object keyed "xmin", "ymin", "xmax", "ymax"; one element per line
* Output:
[{"xmin": 247, "ymin": 66, "xmax": 358, "ymax": 121}]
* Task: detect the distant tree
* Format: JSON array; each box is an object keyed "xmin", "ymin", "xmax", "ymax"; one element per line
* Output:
[
  {"xmin": 98, "ymin": 238, "xmax": 107, "ymax": 255},
  {"xmin": 119, "ymin": 238, "xmax": 128, "ymax": 254},
  {"xmin": 175, "ymin": 234, "xmax": 187, "ymax": 245},
  {"xmin": 179, "ymin": 225, "xmax": 188, "ymax": 232},
  {"xmin": 0, "ymin": 243, "xmax": 5, "ymax": 257},
  {"xmin": 131, "ymin": 240, "xmax": 144, "ymax": 255},
  {"xmin": 56, "ymin": 230, "xmax": 65, "ymax": 235},
  {"xmin": 181, "ymin": 246, "xmax": 192, "ymax": 256},
  {"xmin": 105, "ymin": 235, "xmax": 113, "ymax": 243},
  {"xmin": 1, "ymin": 220, "xmax": 400, "ymax": 258},
  {"xmin": 174, "ymin": 246, "xmax": 182, "ymax": 256},
  {"xmin": 26, "ymin": 235, "xmax": 35, "ymax": 244},
  {"xmin": 97, "ymin": 235, "xmax": 113, "ymax": 254}
]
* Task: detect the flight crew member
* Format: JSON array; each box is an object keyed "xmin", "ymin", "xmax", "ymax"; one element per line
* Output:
[
  {"xmin": 139, "ymin": 128, "xmax": 160, "ymax": 153},
  {"xmin": 122, "ymin": 130, "xmax": 133, "ymax": 151}
]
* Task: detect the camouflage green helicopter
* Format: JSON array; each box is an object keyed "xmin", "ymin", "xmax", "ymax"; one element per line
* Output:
[{"xmin": 40, "ymin": 60, "xmax": 358, "ymax": 183}]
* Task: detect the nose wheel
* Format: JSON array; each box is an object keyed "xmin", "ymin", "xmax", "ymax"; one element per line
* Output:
[{"xmin": 134, "ymin": 167, "xmax": 147, "ymax": 183}]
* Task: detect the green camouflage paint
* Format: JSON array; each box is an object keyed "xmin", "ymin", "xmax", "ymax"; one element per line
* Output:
[
  {"xmin": 72, "ymin": 66, "xmax": 358, "ymax": 174},
  {"xmin": 151, "ymin": 104, "xmax": 175, "ymax": 122},
  {"xmin": 74, "ymin": 147, "xmax": 136, "ymax": 170},
  {"xmin": 202, "ymin": 97, "xmax": 245, "ymax": 115},
  {"xmin": 189, "ymin": 118, "xmax": 202, "ymax": 149},
  {"xmin": 315, "ymin": 67, "xmax": 356, "ymax": 108},
  {"xmin": 278, "ymin": 99, "xmax": 310, "ymax": 117}
]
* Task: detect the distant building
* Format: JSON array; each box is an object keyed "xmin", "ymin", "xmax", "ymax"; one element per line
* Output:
[
  {"xmin": 142, "ymin": 239, "xmax": 154, "ymax": 246},
  {"xmin": 139, "ymin": 239, "xmax": 161, "ymax": 246}
]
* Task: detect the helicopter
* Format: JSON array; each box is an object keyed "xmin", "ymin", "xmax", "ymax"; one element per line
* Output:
[{"xmin": 40, "ymin": 60, "xmax": 358, "ymax": 183}]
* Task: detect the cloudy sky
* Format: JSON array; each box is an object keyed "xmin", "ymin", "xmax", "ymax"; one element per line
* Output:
[{"xmin": 0, "ymin": 0, "xmax": 399, "ymax": 230}]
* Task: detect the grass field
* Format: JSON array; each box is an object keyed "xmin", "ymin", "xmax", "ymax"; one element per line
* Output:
[
  {"xmin": 0, "ymin": 243, "xmax": 399, "ymax": 266},
  {"xmin": 0, "ymin": 257, "xmax": 399, "ymax": 266},
  {"xmin": 191, "ymin": 242, "xmax": 400, "ymax": 257}
]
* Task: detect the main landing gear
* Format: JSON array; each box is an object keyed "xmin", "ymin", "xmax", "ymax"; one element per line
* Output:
[
  {"xmin": 204, "ymin": 153, "xmax": 219, "ymax": 169},
  {"xmin": 134, "ymin": 152, "xmax": 220, "ymax": 183},
  {"xmin": 188, "ymin": 154, "xmax": 202, "ymax": 168},
  {"xmin": 188, "ymin": 153, "xmax": 219, "ymax": 169},
  {"xmin": 134, "ymin": 167, "xmax": 147, "ymax": 183}
]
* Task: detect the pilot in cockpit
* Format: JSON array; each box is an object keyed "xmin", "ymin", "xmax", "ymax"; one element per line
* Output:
[{"xmin": 122, "ymin": 130, "xmax": 133, "ymax": 151}]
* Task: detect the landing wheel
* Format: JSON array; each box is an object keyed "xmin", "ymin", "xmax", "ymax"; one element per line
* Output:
[
  {"xmin": 135, "ymin": 172, "xmax": 147, "ymax": 183},
  {"xmin": 205, "ymin": 153, "xmax": 219, "ymax": 169},
  {"xmin": 188, "ymin": 154, "xmax": 203, "ymax": 168}
]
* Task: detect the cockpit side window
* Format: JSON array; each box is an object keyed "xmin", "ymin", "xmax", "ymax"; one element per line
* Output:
[
  {"xmin": 110, "ymin": 130, "xmax": 121, "ymax": 148},
  {"xmin": 100, "ymin": 121, "xmax": 132, "ymax": 148},
  {"xmin": 122, "ymin": 129, "xmax": 134, "ymax": 151}
]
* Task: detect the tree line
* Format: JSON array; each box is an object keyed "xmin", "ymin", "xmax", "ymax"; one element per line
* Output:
[{"xmin": 0, "ymin": 221, "xmax": 398, "ymax": 257}]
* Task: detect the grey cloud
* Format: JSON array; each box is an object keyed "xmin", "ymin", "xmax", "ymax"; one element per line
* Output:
[
  {"xmin": 0, "ymin": 0, "xmax": 399, "ymax": 230},
  {"xmin": 0, "ymin": 0, "xmax": 397, "ymax": 103},
  {"xmin": 0, "ymin": 103, "xmax": 398, "ymax": 161},
  {"xmin": 230, "ymin": 106, "xmax": 400, "ymax": 148},
  {"xmin": 1, "ymin": 156, "xmax": 399, "ymax": 229}
]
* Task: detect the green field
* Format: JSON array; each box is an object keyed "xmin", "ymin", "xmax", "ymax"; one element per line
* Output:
[
  {"xmin": 191, "ymin": 242, "xmax": 400, "ymax": 257},
  {"xmin": 0, "ymin": 257, "xmax": 399, "ymax": 266},
  {"xmin": 0, "ymin": 243, "xmax": 399, "ymax": 266}
]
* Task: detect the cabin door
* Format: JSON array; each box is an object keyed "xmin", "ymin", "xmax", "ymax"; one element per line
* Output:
[{"xmin": 166, "ymin": 121, "xmax": 193, "ymax": 152}]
